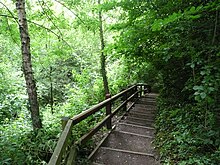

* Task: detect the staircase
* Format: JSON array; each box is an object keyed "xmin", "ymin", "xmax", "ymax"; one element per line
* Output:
[{"xmin": 90, "ymin": 93, "xmax": 160, "ymax": 165}]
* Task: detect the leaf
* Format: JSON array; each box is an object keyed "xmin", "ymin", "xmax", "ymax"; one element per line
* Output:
[
  {"xmin": 200, "ymin": 71, "xmax": 206, "ymax": 75},
  {"xmin": 208, "ymin": 87, "xmax": 215, "ymax": 92},
  {"xmin": 189, "ymin": 14, "xmax": 201, "ymax": 20},
  {"xmin": 200, "ymin": 92, "xmax": 206, "ymax": 99},
  {"xmin": 193, "ymin": 85, "xmax": 204, "ymax": 91},
  {"xmin": 152, "ymin": 19, "xmax": 163, "ymax": 31},
  {"xmin": 152, "ymin": 12, "xmax": 182, "ymax": 31},
  {"xmin": 190, "ymin": 63, "xmax": 195, "ymax": 68},
  {"xmin": 189, "ymin": 6, "xmax": 196, "ymax": 13},
  {"xmin": 194, "ymin": 91, "xmax": 200, "ymax": 95}
]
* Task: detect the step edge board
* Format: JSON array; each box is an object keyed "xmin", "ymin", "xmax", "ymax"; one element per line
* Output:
[
  {"xmin": 126, "ymin": 116, "xmax": 154, "ymax": 122},
  {"xmin": 118, "ymin": 122, "xmax": 155, "ymax": 130},
  {"xmin": 92, "ymin": 163, "xmax": 104, "ymax": 165},
  {"xmin": 131, "ymin": 109, "xmax": 156, "ymax": 112},
  {"xmin": 130, "ymin": 112, "xmax": 156, "ymax": 118},
  {"xmin": 131, "ymin": 108, "xmax": 156, "ymax": 111},
  {"xmin": 100, "ymin": 146, "xmax": 155, "ymax": 157},
  {"xmin": 125, "ymin": 118, "xmax": 154, "ymax": 124},
  {"xmin": 113, "ymin": 130, "xmax": 153, "ymax": 139},
  {"xmin": 131, "ymin": 111, "xmax": 156, "ymax": 115},
  {"xmin": 129, "ymin": 111, "xmax": 156, "ymax": 116},
  {"xmin": 124, "ymin": 121, "xmax": 155, "ymax": 127},
  {"xmin": 128, "ymin": 110, "xmax": 155, "ymax": 116}
]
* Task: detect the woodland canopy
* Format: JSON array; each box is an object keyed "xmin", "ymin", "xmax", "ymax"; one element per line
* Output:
[{"xmin": 0, "ymin": 0, "xmax": 220, "ymax": 164}]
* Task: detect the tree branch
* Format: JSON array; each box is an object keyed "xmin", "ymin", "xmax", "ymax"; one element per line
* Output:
[
  {"xmin": 0, "ymin": 14, "xmax": 74, "ymax": 50},
  {"xmin": 0, "ymin": 2, "xmax": 19, "ymax": 24},
  {"xmin": 54, "ymin": 0, "xmax": 86, "ymax": 25},
  {"xmin": 5, "ymin": 17, "xmax": 20, "ymax": 46},
  {"xmin": 37, "ymin": 0, "xmax": 64, "ymax": 38}
]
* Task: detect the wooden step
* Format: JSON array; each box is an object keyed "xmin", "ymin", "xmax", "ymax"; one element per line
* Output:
[
  {"xmin": 131, "ymin": 110, "xmax": 156, "ymax": 116},
  {"xmin": 90, "ymin": 95, "xmax": 160, "ymax": 165},
  {"xmin": 91, "ymin": 163, "xmax": 104, "ymax": 165},
  {"xmin": 134, "ymin": 104, "xmax": 156, "ymax": 110},
  {"xmin": 126, "ymin": 116, "xmax": 154, "ymax": 123},
  {"xmin": 128, "ymin": 111, "xmax": 155, "ymax": 120},
  {"xmin": 133, "ymin": 106, "xmax": 156, "ymax": 110},
  {"xmin": 124, "ymin": 120, "xmax": 154, "ymax": 127},
  {"xmin": 136, "ymin": 100, "xmax": 156, "ymax": 104},
  {"xmin": 143, "ymin": 93, "xmax": 159, "ymax": 98},
  {"xmin": 129, "ymin": 109, "xmax": 156, "ymax": 115},
  {"xmin": 139, "ymin": 97, "xmax": 156, "ymax": 100},
  {"xmin": 92, "ymin": 147, "xmax": 159, "ymax": 165},
  {"xmin": 116, "ymin": 123, "xmax": 155, "ymax": 137},
  {"xmin": 102, "ymin": 131, "xmax": 154, "ymax": 154}
]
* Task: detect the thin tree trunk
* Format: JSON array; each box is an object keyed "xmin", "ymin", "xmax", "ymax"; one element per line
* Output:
[
  {"xmin": 16, "ymin": 0, "xmax": 42, "ymax": 130},
  {"xmin": 98, "ymin": 0, "xmax": 110, "ymax": 95},
  {"xmin": 50, "ymin": 66, "xmax": 54, "ymax": 114}
]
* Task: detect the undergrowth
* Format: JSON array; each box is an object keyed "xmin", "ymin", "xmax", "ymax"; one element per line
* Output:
[
  {"xmin": 0, "ymin": 104, "xmax": 104, "ymax": 165},
  {"xmin": 155, "ymin": 99, "xmax": 220, "ymax": 165}
]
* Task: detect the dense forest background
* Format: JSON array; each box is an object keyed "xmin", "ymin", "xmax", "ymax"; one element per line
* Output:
[{"xmin": 0, "ymin": 0, "xmax": 220, "ymax": 164}]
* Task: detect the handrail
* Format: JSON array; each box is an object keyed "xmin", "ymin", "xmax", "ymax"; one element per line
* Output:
[
  {"xmin": 48, "ymin": 83, "xmax": 149, "ymax": 165},
  {"xmin": 70, "ymin": 85, "xmax": 137, "ymax": 124}
]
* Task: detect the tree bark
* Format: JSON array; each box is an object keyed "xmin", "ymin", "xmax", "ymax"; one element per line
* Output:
[
  {"xmin": 98, "ymin": 0, "xmax": 110, "ymax": 95},
  {"xmin": 16, "ymin": 0, "xmax": 42, "ymax": 130}
]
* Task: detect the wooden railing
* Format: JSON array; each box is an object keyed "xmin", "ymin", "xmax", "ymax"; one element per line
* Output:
[{"xmin": 48, "ymin": 84, "xmax": 149, "ymax": 165}]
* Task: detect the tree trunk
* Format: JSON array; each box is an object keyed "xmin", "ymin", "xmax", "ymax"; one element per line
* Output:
[
  {"xmin": 16, "ymin": 0, "xmax": 42, "ymax": 130},
  {"xmin": 50, "ymin": 66, "xmax": 54, "ymax": 114},
  {"xmin": 98, "ymin": 0, "xmax": 110, "ymax": 95}
]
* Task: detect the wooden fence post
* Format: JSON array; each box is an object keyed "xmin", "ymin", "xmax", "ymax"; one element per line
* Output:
[
  {"xmin": 138, "ymin": 85, "xmax": 142, "ymax": 97},
  {"xmin": 105, "ymin": 94, "xmax": 112, "ymax": 129},
  {"xmin": 61, "ymin": 116, "xmax": 70, "ymax": 131},
  {"xmin": 144, "ymin": 85, "xmax": 147, "ymax": 95},
  {"xmin": 135, "ymin": 85, "xmax": 138, "ymax": 98},
  {"xmin": 122, "ymin": 92, "xmax": 127, "ymax": 111},
  {"xmin": 67, "ymin": 145, "xmax": 77, "ymax": 165}
]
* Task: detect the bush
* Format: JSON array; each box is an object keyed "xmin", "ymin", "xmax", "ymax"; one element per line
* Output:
[
  {"xmin": 155, "ymin": 102, "xmax": 220, "ymax": 164},
  {"xmin": 0, "ymin": 110, "xmax": 60, "ymax": 165}
]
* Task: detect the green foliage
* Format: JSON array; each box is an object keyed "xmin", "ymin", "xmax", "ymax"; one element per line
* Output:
[
  {"xmin": 152, "ymin": 12, "xmax": 182, "ymax": 31},
  {"xmin": 0, "ymin": 0, "xmax": 126, "ymax": 164},
  {"xmin": 193, "ymin": 64, "xmax": 220, "ymax": 103},
  {"xmin": 152, "ymin": 5, "xmax": 203, "ymax": 31},
  {"xmin": 113, "ymin": 0, "xmax": 220, "ymax": 164},
  {"xmin": 155, "ymin": 103, "xmax": 220, "ymax": 164},
  {"xmin": 0, "ymin": 112, "xmax": 60, "ymax": 164},
  {"xmin": 0, "ymin": 105, "xmax": 99, "ymax": 165},
  {"xmin": 0, "ymin": 37, "xmax": 25, "ymax": 122},
  {"xmin": 1, "ymin": 0, "xmax": 219, "ymax": 164},
  {"xmin": 114, "ymin": 0, "xmax": 220, "ymax": 102}
]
